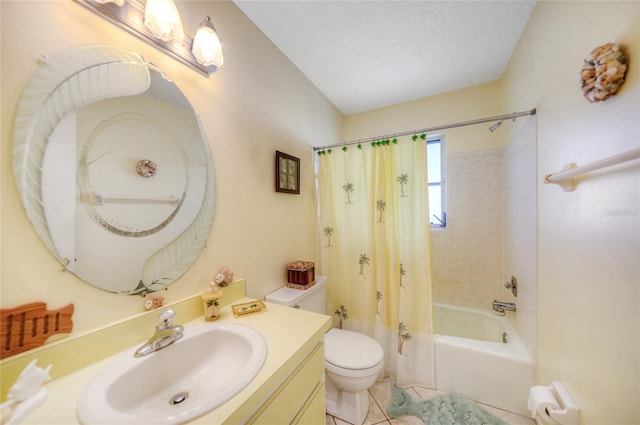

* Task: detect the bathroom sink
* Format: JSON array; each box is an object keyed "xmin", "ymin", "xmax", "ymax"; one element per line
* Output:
[{"xmin": 77, "ymin": 322, "xmax": 268, "ymax": 424}]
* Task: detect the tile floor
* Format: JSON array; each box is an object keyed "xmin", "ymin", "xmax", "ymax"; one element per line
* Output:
[{"xmin": 325, "ymin": 376, "xmax": 536, "ymax": 425}]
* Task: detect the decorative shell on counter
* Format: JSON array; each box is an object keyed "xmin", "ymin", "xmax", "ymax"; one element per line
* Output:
[
  {"xmin": 214, "ymin": 267, "xmax": 234, "ymax": 287},
  {"xmin": 144, "ymin": 295, "xmax": 165, "ymax": 311},
  {"xmin": 581, "ymin": 43, "xmax": 628, "ymax": 103}
]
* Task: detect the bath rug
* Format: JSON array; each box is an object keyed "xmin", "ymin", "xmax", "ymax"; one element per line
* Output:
[{"xmin": 388, "ymin": 385, "xmax": 509, "ymax": 425}]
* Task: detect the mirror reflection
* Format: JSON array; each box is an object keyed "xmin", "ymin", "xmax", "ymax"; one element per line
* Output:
[{"xmin": 13, "ymin": 45, "xmax": 215, "ymax": 294}]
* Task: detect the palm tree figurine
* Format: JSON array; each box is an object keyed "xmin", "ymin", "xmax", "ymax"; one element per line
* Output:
[
  {"xmin": 398, "ymin": 321, "xmax": 412, "ymax": 355},
  {"xmin": 376, "ymin": 200, "xmax": 386, "ymax": 223},
  {"xmin": 343, "ymin": 182, "xmax": 355, "ymax": 204},
  {"xmin": 359, "ymin": 253, "xmax": 370, "ymax": 277},
  {"xmin": 323, "ymin": 226, "xmax": 334, "ymax": 247},
  {"xmin": 397, "ymin": 174, "xmax": 409, "ymax": 197},
  {"xmin": 335, "ymin": 305, "xmax": 349, "ymax": 329}
]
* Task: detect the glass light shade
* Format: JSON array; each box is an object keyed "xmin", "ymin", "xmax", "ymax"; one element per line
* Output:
[
  {"xmin": 192, "ymin": 17, "xmax": 224, "ymax": 68},
  {"xmin": 144, "ymin": 0, "xmax": 184, "ymax": 42}
]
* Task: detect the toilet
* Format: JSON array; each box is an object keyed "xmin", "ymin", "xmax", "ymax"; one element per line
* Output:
[{"xmin": 265, "ymin": 276, "xmax": 383, "ymax": 425}]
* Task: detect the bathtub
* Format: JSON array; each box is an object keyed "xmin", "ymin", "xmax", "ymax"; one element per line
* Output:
[{"xmin": 433, "ymin": 303, "xmax": 534, "ymax": 416}]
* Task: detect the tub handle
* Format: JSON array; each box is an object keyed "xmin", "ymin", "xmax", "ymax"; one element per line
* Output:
[{"xmin": 504, "ymin": 276, "xmax": 518, "ymax": 297}]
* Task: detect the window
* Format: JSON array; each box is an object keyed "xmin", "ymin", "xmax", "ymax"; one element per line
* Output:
[{"xmin": 428, "ymin": 137, "xmax": 446, "ymax": 228}]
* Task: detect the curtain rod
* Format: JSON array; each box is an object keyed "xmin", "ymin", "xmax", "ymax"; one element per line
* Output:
[{"xmin": 313, "ymin": 108, "xmax": 537, "ymax": 151}]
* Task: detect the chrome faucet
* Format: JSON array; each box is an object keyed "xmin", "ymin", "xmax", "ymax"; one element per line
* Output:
[
  {"xmin": 134, "ymin": 309, "xmax": 184, "ymax": 357},
  {"xmin": 492, "ymin": 300, "xmax": 516, "ymax": 315}
]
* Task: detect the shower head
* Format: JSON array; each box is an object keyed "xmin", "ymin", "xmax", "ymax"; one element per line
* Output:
[{"xmin": 489, "ymin": 121, "xmax": 503, "ymax": 132}]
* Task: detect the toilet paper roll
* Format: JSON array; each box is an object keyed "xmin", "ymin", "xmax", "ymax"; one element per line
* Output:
[{"xmin": 528, "ymin": 386, "xmax": 560, "ymax": 422}]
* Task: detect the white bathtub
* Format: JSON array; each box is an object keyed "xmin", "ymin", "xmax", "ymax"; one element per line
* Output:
[{"xmin": 433, "ymin": 303, "xmax": 534, "ymax": 416}]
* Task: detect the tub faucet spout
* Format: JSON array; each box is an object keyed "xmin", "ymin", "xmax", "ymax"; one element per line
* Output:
[
  {"xmin": 492, "ymin": 300, "xmax": 516, "ymax": 315},
  {"xmin": 134, "ymin": 310, "xmax": 184, "ymax": 357}
]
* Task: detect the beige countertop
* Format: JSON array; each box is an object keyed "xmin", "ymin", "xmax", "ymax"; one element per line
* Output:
[{"xmin": 18, "ymin": 298, "xmax": 331, "ymax": 424}]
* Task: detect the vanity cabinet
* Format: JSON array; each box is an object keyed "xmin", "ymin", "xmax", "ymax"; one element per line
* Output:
[
  {"xmin": 294, "ymin": 381, "xmax": 326, "ymax": 425},
  {"xmin": 248, "ymin": 342, "xmax": 325, "ymax": 424},
  {"xmin": 2, "ymin": 291, "xmax": 332, "ymax": 425}
]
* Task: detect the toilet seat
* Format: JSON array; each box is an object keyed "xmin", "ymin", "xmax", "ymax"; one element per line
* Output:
[{"xmin": 324, "ymin": 329, "xmax": 383, "ymax": 378}]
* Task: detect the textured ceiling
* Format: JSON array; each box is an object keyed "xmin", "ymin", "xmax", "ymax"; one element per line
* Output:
[{"xmin": 233, "ymin": 1, "xmax": 537, "ymax": 115}]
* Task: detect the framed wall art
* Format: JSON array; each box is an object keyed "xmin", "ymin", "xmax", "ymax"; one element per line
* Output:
[{"xmin": 275, "ymin": 150, "xmax": 300, "ymax": 194}]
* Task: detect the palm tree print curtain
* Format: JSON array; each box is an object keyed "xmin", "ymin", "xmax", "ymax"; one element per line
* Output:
[{"xmin": 316, "ymin": 136, "xmax": 435, "ymax": 388}]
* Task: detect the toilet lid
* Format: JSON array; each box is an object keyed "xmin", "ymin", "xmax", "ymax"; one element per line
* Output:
[{"xmin": 325, "ymin": 329, "xmax": 383, "ymax": 370}]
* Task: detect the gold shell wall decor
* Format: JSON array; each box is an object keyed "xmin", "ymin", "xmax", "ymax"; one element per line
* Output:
[{"xmin": 581, "ymin": 43, "xmax": 628, "ymax": 103}]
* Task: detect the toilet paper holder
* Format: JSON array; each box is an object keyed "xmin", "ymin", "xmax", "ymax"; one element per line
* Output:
[{"xmin": 529, "ymin": 381, "xmax": 579, "ymax": 425}]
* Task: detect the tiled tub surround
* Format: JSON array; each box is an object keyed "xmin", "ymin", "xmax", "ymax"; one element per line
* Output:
[
  {"xmin": 431, "ymin": 135, "xmax": 537, "ymax": 359},
  {"xmin": 431, "ymin": 149, "xmax": 505, "ymax": 309},
  {"xmin": 502, "ymin": 119, "xmax": 537, "ymax": 358}
]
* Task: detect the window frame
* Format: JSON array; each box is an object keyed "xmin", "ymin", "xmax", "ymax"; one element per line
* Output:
[{"xmin": 427, "ymin": 136, "xmax": 446, "ymax": 229}]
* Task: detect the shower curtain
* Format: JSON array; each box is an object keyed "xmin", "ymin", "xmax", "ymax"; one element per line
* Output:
[{"xmin": 316, "ymin": 136, "xmax": 435, "ymax": 388}]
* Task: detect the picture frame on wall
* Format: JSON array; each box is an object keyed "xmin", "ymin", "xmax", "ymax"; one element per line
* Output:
[{"xmin": 275, "ymin": 151, "xmax": 300, "ymax": 194}]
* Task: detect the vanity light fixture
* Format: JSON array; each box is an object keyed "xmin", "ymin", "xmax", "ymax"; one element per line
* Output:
[{"xmin": 75, "ymin": 0, "xmax": 223, "ymax": 76}]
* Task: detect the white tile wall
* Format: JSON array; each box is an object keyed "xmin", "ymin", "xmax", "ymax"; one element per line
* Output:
[
  {"xmin": 431, "ymin": 149, "xmax": 504, "ymax": 309},
  {"xmin": 503, "ymin": 119, "xmax": 537, "ymax": 357},
  {"xmin": 431, "ymin": 127, "xmax": 537, "ymax": 360}
]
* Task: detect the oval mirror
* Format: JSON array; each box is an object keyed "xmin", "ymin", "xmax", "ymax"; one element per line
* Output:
[{"xmin": 12, "ymin": 44, "xmax": 215, "ymax": 294}]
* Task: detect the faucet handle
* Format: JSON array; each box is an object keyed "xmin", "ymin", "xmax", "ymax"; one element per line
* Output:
[{"xmin": 158, "ymin": 309, "xmax": 176, "ymax": 329}]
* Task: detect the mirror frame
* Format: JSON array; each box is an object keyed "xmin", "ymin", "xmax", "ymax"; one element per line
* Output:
[{"xmin": 12, "ymin": 44, "xmax": 215, "ymax": 294}]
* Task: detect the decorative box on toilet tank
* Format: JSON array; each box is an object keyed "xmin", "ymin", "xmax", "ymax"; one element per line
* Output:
[{"xmin": 287, "ymin": 261, "xmax": 315, "ymax": 287}]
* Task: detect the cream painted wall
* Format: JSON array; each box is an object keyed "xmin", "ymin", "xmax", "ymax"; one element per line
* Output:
[
  {"xmin": 501, "ymin": 2, "xmax": 639, "ymax": 424},
  {"xmin": 1, "ymin": 2, "xmax": 342, "ymax": 335},
  {"xmin": 344, "ymin": 79, "xmax": 506, "ymax": 154}
]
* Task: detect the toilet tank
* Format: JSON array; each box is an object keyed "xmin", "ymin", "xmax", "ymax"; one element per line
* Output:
[{"xmin": 265, "ymin": 276, "xmax": 327, "ymax": 314}]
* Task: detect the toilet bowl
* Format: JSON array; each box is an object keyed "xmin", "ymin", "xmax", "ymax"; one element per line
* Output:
[
  {"xmin": 324, "ymin": 328, "xmax": 383, "ymax": 425},
  {"xmin": 265, "ymin": 276, "xmax": 384, "ymax": 425}
]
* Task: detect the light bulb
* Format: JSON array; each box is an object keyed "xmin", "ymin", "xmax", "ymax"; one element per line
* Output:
[{"xmin": 192, "ymin": 16, "xmax": 224, "ymax": 68}]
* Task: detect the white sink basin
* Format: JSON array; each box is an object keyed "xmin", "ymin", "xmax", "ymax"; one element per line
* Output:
[{"xmin": 77, "ymin": 322, "xmax": 267, "ymax": 424}]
